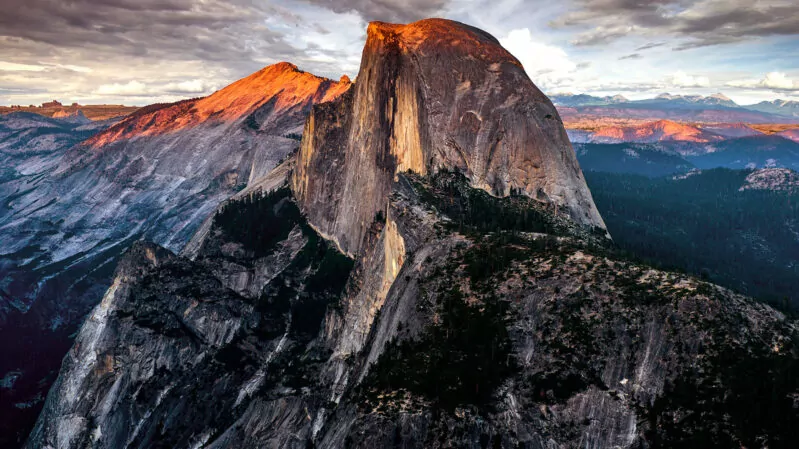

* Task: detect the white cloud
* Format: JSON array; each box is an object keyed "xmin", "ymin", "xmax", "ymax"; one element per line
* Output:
[
  {"xmin": 95, "ymin": 79, "xmax": 216, "ymax": 98},
  {"xmin": 499, "ymin": 28, "xmax": 579, "ymax": 89},
  {"xmin": 0, "ymin": 61, "xmax": 46, "ymax": 72},
  {"xmin": 727, "ymin": 72, "xmax": 798, "ymax": 91},
  {"xmin": 163, "ymin": 80, "xmax": 209, "ymax": 94},
  {"xmin": 56, "ymin": 64, "xmax": 93, "ymax": 74},
  {"xmin": 95, "ymin": 81, "xmax": 149, "ymax": 96},
  {"xmin": 669, "ymin": 71, "xmax": 710, "ymax": 88},
  {"xmin": 762, "ymin": 72, "xmax": 796, "ymax": 90}
]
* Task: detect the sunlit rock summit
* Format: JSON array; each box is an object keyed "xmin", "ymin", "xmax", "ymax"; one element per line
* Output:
[{"xmin": 294, "ymin": 19, "xmax": 605, "ymax": 255}]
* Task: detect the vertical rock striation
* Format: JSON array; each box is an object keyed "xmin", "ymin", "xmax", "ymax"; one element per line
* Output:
[{"xmin": 293, "ymin": 19, "xmax": 605, "ymax": 256}]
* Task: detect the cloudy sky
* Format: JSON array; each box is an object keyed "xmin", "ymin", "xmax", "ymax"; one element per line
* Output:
[{"xmin": 1, "ymin": 0, "xmax": 797, "ymax": 106}]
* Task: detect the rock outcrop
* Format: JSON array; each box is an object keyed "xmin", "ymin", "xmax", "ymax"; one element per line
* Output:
[
  {"xmin": 739, "ymin": 167, "xmax": 799, "ymax": 191},
  {"xmin": 293, "ymin": 19, "xmax": 604, "ymax": 256},
  {"xmin": 0, "ymin": 63, "xmax": 349, "ymax": 447}
]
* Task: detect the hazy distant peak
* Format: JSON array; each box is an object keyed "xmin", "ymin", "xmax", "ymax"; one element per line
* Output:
[{"xmin": 709, "ymin": 93, "xmax": 732, "ymax": 101}]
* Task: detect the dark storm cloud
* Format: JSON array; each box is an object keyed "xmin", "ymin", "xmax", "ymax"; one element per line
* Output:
[
  {"xmin": 300, "ymin": 0, "xmax": 449, "ymax": 22},
  {"xmin": 635, "ymin": 41, "xmax": 665, "ymax": 51},
  {"xmin": 0, "ymin": 0, "xmax": 305, "ymax": 75},
  {"xmin": 553, "ymin": 0, "xmax": 799, "ymax": 49}
]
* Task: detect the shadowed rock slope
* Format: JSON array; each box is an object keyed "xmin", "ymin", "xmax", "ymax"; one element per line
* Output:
[
  {"xmin": 26, "ymin": 169, "xmax": 799, "ymax": 449},
  {"xmin": 293, "ymin": 18, "xmax": 604, "ymax": 256}
]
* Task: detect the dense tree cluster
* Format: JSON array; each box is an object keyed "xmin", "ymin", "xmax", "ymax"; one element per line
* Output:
[{"xmin": 585, "ymin": 169, "xmax": 799, "ymax": 311}]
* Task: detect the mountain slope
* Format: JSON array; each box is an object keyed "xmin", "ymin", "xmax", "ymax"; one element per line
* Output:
[
  {"xmin": 0, "ymin": 63, "xmax": 350, "ymax": 447},
  {"xmin": 574, "ymin": 142, "xmax": 695, "ymax": 177},
  {"xmin": 777, "ymin": 128, "xmax": 799, "ymax": 143},
  {"xmin": 585, "ymin": 168, "xmax": 799, "ymax": 309},
  {"xmin": 26, "ymin": 19, "xmax": 799, "ymax": 449},
  {"xmin": 26, "ymin": 170, "xmax": 799, "ymax": 449},
  {"xmin": 697, "ymin": 122, "xmax": 763, "ymax": 138},
  {"xmin": 688, "ymin": 134, "xmax": 799, "ymax": 170},
  {"xmin": 1, "ymin": 62, "xmax": 351, "ymax": 320}
]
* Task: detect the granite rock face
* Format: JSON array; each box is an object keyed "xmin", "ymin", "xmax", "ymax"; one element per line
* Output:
[
  {"xmin": 293, "ymin": 19, "xmax": 604, "ymax": 256},
  {"xmin": 0, "ymin": 63, "xmax": 349, "ymax": 447},
  {"xmin": 1, "ymin": 62, "xmax": 350, "ymax": 326},
  {"xmin": 26, "ymin": 171, "xmax": 799, "ymax": 449}
]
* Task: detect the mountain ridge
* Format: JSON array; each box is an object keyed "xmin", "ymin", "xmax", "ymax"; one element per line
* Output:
[
  {"xmin": 84, "ymin": 62, "xmax": 351, "ymax": 149},
  {"xmin": 0, "ymin": 62, "xmax": 351, "ymax": 447},
  {"xmin": 553, "ymin": 92, "xmax": 799, "ymax": 122}
]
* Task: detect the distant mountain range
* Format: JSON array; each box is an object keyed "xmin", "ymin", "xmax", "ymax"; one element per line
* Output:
[
  {"xmin": 570, "ymin": 118, "xmax": 799, "ymax": 177},
  {"xmin": 0, "ymin": 104, "xmax": 140, "ymax": 121},
  {"xmin": 553, "ymin": 92, "xmax": 799, "ymax": 122},
  {"xmin": 568, "ymin": 119, "xmax": 765, "ymax": 146},
  {"xmin": 746, "ymin": 99, "xmax": 799, "ymax": 118},
  {"xmin": 570, "ymin": 119, "xmax": 728, "ymax": 144}
]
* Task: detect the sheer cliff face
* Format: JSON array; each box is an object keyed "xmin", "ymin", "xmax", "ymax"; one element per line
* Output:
[{"xmin": 293, "ymin": 19, "xmax": 605, "ymax": 255}]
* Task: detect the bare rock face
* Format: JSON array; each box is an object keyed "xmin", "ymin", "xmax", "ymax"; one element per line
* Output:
[
  {"xmin": 293, "ymin": 19, "xmax": 605, "ymax": 256},
  {"xmin": 25, "ymin": 170, "xmax": 799, "ymax": 449},
  {"xmin": 0, "ymin": 63, "xmax": 349, "ymax": 447},
  {"xmin": 2, "ymin": 62, "xmax": 351, "ymax": 323}
]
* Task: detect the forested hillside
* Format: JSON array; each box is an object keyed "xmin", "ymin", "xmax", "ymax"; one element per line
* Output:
[{"xmin": 585, "ymin": 169, "xmax": 799, "ymax": 311}]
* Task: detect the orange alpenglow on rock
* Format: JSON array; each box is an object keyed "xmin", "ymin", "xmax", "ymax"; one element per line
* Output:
[
  {"xmin": 87, "ymin": 62, "xmax": 352, "ymax": 147},
  {"xmin": 292, "ymin": 18, "xmax": 606, "ymax": 256},
  {"xmin": 592, "ymin": 119, "xmax": 725, "ymax": 143}
]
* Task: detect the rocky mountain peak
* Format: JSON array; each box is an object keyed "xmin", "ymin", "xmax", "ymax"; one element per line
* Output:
[
  {"xmin": 85, "ymin": 62, "xmax": 352, "ymax": 147},
  {"xmin": 200, "ymin": 61, "xmax": 350, "ymax": 117},
  {"xmin": 365, "ymin": 19, "xmax": 509, "ymax": 59},
  {"xmin": 293, "ymin": 18, "xmax": 605, "ymax": 255}
]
